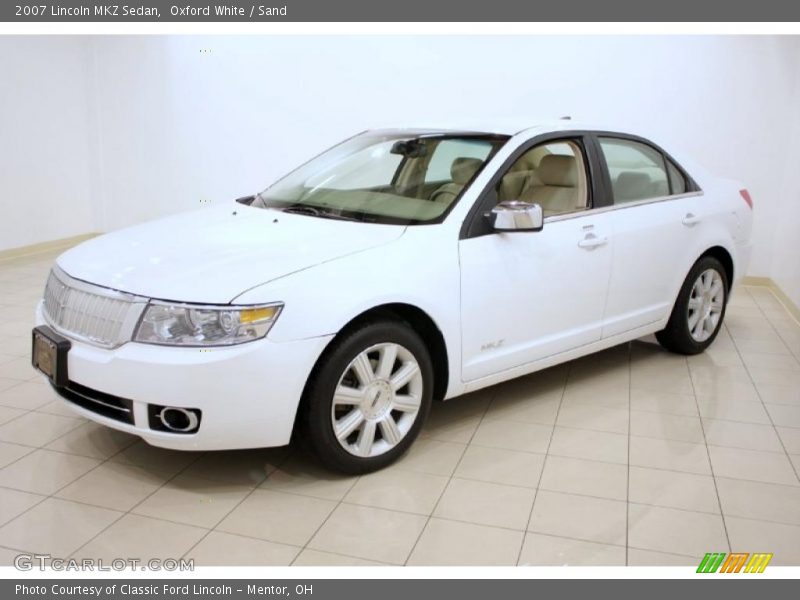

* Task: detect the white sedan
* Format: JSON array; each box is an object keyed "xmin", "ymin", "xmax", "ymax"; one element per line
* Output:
[{"xmin": 32, "ymin": 120, "xmax": 753, "ymax": 473}]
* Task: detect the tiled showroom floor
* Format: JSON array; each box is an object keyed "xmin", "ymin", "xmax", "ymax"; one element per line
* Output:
[{"xmin": 0, "ymin": 248, "xmax": 799, "ymax": 567}]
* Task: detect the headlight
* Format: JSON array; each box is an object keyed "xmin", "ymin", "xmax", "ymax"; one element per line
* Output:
[{"xmin": 134, "ymin": 301, "xmax": 283, "ymax": 347}]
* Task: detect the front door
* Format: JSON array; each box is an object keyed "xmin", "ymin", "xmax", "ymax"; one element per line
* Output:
[{"xmin": 459, "ymin": 138, "xmax": 614, "ymax": 382}]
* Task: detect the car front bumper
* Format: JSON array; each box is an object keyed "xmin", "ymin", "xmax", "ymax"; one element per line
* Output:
[{"xmin": 35, "ymin": 302, "xmax": 333, "ymax": 450}]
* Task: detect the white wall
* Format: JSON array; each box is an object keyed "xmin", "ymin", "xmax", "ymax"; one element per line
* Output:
[
  {"xmin": 3, "ymin": 35, "xmax": 800, "ymax": 305},
  {"xmin": 0, "ymin": 36, "xmax": 99, "ymax": 251},
  {"xmin": 770, "ymin": 38, "xmax": 800, "ymax": 309}
]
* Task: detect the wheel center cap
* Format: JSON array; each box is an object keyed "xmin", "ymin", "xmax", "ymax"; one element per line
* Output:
[{"xmin": 362, "ymin": 380, "xmax": 392, "ymax": 419}]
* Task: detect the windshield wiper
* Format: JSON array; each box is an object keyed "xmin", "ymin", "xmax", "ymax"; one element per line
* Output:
[
  {"xmin": 281, "ymin": 205, "xmax": 361, "ymax": 222},
  {"xmin": 281, "ymin": 205, "xmax": 320, "ymax": 217}
]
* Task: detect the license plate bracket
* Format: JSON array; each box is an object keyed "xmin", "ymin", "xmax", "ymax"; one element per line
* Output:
[{"xmin": 31, "ymin": 326, "xmax": 71, "ymax": 387}]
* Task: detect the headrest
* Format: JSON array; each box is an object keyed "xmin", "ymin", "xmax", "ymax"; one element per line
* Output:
[
  {"xmin": 537, "ymin": 155, "xmax": 577, "ymax": 187},
  {"xmin": 499, "ymin": 170, "xmax": 542, "ymax": 201},
  {"xmin": 615, "ymin": 171, "xmax": 651, "ymax": 202},
  {"xmin": 451, "ymin": 157, "xmax": 483, "ymax": 185},
  {"xmin": 508, "ymin": 151, "xmax": 538, "ymax": 172}
]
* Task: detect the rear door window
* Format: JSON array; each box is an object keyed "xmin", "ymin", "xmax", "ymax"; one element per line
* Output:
[{"xmin": 598, "ymin": 137, "xmax": 670, "ymax": 204}]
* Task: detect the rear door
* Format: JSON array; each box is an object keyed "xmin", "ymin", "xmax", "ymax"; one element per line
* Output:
[{"xmin": 596, "ymin": 135, "xmax": 706, "ymax": 337}]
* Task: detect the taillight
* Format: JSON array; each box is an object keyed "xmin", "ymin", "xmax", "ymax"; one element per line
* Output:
[{"xmin": 740, "ymin": 189, "xmax": 753, "ymax": 209}]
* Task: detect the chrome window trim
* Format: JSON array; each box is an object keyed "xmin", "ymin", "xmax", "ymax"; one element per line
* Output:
[
  {"xmin": 43, "ymin": 266, "xmax": 149, "ymax": 349},
  {"xmin": 543, "ymin": 191, "xmax": 704, "ymax": 224}
]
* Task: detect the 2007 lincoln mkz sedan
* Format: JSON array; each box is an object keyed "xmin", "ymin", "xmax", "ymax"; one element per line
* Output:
[{"xmin": 32, "ymin": 121, "xmax": 753, "ymax": 473}]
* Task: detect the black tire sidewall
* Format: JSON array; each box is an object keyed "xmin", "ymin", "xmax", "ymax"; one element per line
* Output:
[{"xmin": 303, "ymin": 320, "xmax": 434, "ymax": 474}]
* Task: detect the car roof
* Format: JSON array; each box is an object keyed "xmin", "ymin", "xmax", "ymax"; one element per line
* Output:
[
  {"xmin": 367, "ymin": 118, "xmax": 608, "ymax": 137},
  {"xmin": 362, "ymin": 121, "xmax": 706, "ymax": 187}
]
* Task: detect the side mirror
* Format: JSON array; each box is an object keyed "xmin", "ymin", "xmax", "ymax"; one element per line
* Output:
[
  {"xmin": 489, "ymin": 200, "xmax": 543, "ymax": 232},
  {"xmin": 235, "ymin": 194, "xmax": 256, "ymax": 206}
]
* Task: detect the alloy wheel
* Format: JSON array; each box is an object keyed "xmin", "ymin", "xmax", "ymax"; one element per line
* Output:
[
  {"xmin": 687, "ymin": 268, "xmax": 725, "ymax": 342},
  {"xmin": 330, "ymin": 343, "xmax": 423, "ymax": 457}
]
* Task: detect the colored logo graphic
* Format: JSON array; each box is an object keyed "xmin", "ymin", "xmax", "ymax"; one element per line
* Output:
[{"xmin": 697, "ymin": 552, "xmax": 773, "ymax": 573}]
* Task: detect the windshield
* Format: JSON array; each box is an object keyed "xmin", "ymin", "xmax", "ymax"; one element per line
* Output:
[{"xmin": 252, "ymin": 131, "xmax": 507, "ymax": 225}]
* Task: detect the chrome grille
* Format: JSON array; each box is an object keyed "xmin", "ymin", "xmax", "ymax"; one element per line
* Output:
[{"xmin": 42, "ymin": 267, "xmax": 148, "ymax": 348}]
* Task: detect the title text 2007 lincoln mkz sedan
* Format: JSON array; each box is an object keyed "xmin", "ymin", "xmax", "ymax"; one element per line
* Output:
[{"xmin": 32, "ymin": 121, "xmax": 753, "ymax": 472}]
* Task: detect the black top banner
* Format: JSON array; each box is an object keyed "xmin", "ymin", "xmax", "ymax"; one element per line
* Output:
[{"xmin": 3, "ymin": 0, "xmax": 800, "ymax": 22}]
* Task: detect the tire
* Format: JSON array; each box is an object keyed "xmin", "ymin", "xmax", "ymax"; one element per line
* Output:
[
  {"xmin": 299, "ymin": 319, "xmax": 434, "ymax": 474},
  {"xmin": 656, "ymin": 256, "xmax": 729, "ymax": 355}
]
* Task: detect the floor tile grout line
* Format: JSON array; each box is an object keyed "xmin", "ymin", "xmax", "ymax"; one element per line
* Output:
[
  {"xmin": 0, "ymin": 418, "xmax": 131, "ymax": 526},
  {"xmin": 625, "ymin": 341, "xmax": 632, "ymax": 566},
  {"xmin": 0, "ymin": 405, "xmax": 43, "ymax": 436},
  {"xmin": 284, "ymin": 467, "xmax": 364, "ymax": 566},
  {"xmin": 0, "ymin": 444, "xmax": 147, "ymax": 551},
  {"xmin": 440, "ymin": 426, "xmax": 800, "ymax": 456},
  {"xmin": 0, "ymin": 512, "xmax": 750, "ymax": 566},
  {"xmin": 0, "ymin": 528, "xmax": 726, "ymax": 565},
  {"xmin": 733, "ymin": 286, "xmax": 800, "ymax": 435},
  {"xmin": 758, "ymin": 286, "xmax": 800, "ymax": 329},
  {"xmin": 5, "ymin": 438, "xmax": 799, "ymax": 502},
  {"xmin": 9, "ymin": 474, "xmax": 799, "ymax": 533},
  {"xmin": 478, "ymin": 406, "xmax": 800, "ymax": 433},
  {"xmin": 513, "ymin": 364, "xmax": 572, "ymax": 566},
  {"xmin": 6, "ymin": 405, "xmax": 790, "ymax": 461},
  {"xmin": 0, "ymin": 377, "xmax": 46, "ymax": 402},
  {"xmin": 0, "ymin": 492, "xmax": 48, "ymax": 531},
  {"xmin": 180, "ymin": 446, "xmax": 302, "ymax": 564},
  {"xmin": 66, "ymin": 448, "xmax": 210, "ymax": 558},
  {"xmin": 1, "ymin": 414, "xmax": 95, "ymax": 456},
  {"xmin": 291, "ymin": 547, "xmax": 397, "ymax": 567},
  {"xmin": 0, "ymin": 412, "xmax": 141, "ymax": 533},
  {"xmin": 727, "ymin": 324, "xmax": 800, "ymax": 485},
  {"xmin": 689, "ymin": 325, "xmax": 733, "ymax": 553},
  {"xmin": 402, "ymin": 389, "xmax": 497, "ymax": 566}
]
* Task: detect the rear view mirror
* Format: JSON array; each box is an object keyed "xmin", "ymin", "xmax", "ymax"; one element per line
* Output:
[
  {"xmin": 489, "ymin": 200, "xmax": 544, "ymax": 232},
  {"xmin": 390, "ymin": 139, "xmax": 428, "ymax": 158}
]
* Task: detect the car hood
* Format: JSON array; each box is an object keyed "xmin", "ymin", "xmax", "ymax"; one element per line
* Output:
[{"xmin": 57, "ymin": 203, "xmax": 406, "ymax": 304}]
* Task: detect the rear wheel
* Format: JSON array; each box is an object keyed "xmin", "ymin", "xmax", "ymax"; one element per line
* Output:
[
  {"xmin": 300, "ymin": 320, "xmax": 433, "ymax": 474},
  {"xmin": 656, "ymin": 256, "xmax": 729, "ymax": 355}
]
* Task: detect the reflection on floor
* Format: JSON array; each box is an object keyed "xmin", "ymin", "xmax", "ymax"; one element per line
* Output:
[{"xmin": 0, "ymin": 248, "xmax": 798, "ymax": 566}]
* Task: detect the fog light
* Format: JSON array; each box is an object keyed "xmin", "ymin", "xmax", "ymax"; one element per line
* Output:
[{"xmin": 148, "ymin": 404, "xmax": 201, "ymax": 434}]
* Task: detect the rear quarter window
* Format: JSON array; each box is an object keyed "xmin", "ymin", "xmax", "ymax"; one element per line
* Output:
[{"xmin": 667, "ymin": 159, "xmax": 687, "ymax": 194}]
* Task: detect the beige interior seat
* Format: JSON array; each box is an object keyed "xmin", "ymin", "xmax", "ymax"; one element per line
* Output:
[
  {"xmin": 498, "ymin": 151, "xmax": 542, "ymax": 201},
  {"xmin": 519, "ymin": 154, "xmax": 582, "ymax": 216},
  {"xmin": 614, "ymin": 171, "xmax": 651, "ymax": 202},
  {"xmin": 429, "ymin": 157, "xmax": 483, "ymax": 205},
  {"xmin": 612, "ymin": 168, "xmax": 669, "ymax": 202}
]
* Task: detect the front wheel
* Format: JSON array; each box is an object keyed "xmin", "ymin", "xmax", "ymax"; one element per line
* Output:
[
  {"xmin": 300, "ymin": 320, "xmax": 433, "ymax": 474},
  {"xmin": 656, "ymin": 256, "xmax": 729, "ymax": 355}
]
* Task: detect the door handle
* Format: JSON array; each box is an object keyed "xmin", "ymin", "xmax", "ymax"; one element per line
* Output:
[
  {"xmin": 682, "ymin": 212, "xmax": 701, "ymax": 227},
  {"xmin": 578, "ymin": 233, "xmax": 608, "ymax": 250}
]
